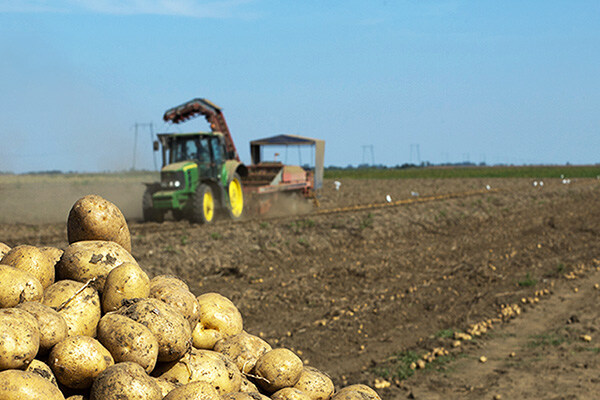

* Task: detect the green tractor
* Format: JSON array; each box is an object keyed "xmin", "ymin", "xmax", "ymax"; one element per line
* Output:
[{"xmin": 143, "ymin": 98, "xmax": 247, "ymax": 223}]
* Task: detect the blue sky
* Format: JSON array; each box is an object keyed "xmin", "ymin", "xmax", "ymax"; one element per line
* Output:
[{"xmin": 1, "ymin": 1, "xmax": 598, "ymax": 173}]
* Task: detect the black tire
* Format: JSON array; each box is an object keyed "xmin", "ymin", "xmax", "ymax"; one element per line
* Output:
[
  {"xmin": 226, "ymin": 172, "xmax": 244, "ymax": 220},
  {"xmin": 142, "ymin": 189, "xmax": 164, "ymax": 223},
  {"xmin": 189, "ymin": 183, "xmax": 215, "ymax": 224}
]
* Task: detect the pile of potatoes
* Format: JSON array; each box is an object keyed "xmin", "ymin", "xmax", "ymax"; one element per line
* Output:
[{"xmin": 0, "ymin": 194, "xmax": 381, "ymax": 400}]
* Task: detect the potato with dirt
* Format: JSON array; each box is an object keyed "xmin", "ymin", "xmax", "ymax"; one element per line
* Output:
[
  {"xmin": 155, "ymin": 348, "xmax": 242, "ymax": 395},
  {"xmin": 97, "ymin": 313, "xmax": 159, "ymax": 373},
  {"xmin": 193, "ymin": 292, "xmax": 243, "ymax": 349},
  {"xmin": 293, "ymin": 366, "xmax": 335, "ymax": 400},
  {"xmin": 214, "ymin": 330, "xmax": 272, "ymax": 373},
  {"xmin": 331, "ymin": 384, "xmax": 381, "ymax": 400},
  {"xmin": 16, "ymin": 301, "xmax": 68, "ymax": 354},
  {"xmin": 0, "ymin": 369, "xmax": 65, "ymax": 400},
  {"xmin": 162, "ymin": 380, "xmax": 221, "ymax": 400},
  {"xmin": 253, "ymin": 348, "xmax": 304, "ymax": 393},
  {"xmin": 0, "ymin": 242, "xmax": 10, "ymax": 259},
  {"xmin": 222, "ymin": 393, "xmax": 270, "ymax": 400},
  {"xmin": 0, "ymin": 264, "xmax": 44, "ymax": 307},
  {"xmin": 0, "ymin": 308, "xmax": 40, "ymax": 370},
  {"xmin": 67, "ymin": 194, "xmax": 132, "ymax": 253},
  {"xmin": 102, "ymin": 262, "xmax": 150, "ymax": 313},
  {"xmin": 42, "ymin": 279, "xmax": 101, "ymax": 337},
  {"xmin": 40, "ymin": 246, "xmax": 64, "ymax": 267},
  {"xmin": 150, "ymin": 275, "xmax": 200, "ymax": 328},
  {"xmin": 57, "ymin": 240, "xmax": 138, "ymax": 291},
  {"xmin": 49, "ymin": 335, "xmax": 114, "ymax": 389},
  {"xmin": 1, "ymin": 244, "xmax": 55, "ymax": 288},
  {"xmin": 25, "ymin": 359, "xmax": 59, "ymax": 387},
  {"xmin": 118, "ymin": 298, "xmax": 192, "ymax": 362},
  {"xmin": 271, "ymin": 387, "xmax": 312, "ymax": 400},
  {"xmin": 90, "ymin": 361, "xmax": 162, "ymax": 400}
]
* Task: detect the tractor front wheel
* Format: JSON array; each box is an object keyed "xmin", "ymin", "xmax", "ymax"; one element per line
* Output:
[{"xmin": 190, "ymin": 184, "xmax": 215, "ymax": 224}]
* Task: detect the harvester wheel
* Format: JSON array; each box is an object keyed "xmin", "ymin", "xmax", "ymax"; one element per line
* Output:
[
  {"xmin": 226, "ymin": 173, "xmax": 244, "ymax": 220},
  {"xmin": 190, "ymin": 183, "xmax": 215, "ymax": 224},
  {"xmin": 142, "ymin": 189, "xmax": 164, "ymax": 223}
]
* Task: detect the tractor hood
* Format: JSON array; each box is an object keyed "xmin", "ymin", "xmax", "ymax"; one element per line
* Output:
[{"xmin": 162, "ymin": 160, "xmax": 196, "ymax": 172}]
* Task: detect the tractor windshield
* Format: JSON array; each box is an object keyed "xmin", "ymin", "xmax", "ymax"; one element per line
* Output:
[{"xmin": 169, "ymin": 136, "xmax": 213, "ymax": 164}]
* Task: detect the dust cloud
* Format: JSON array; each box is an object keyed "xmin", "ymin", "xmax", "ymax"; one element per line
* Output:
[{"xmin": 262, "ymin": 193, "xmax": 315, "ymax": 218}]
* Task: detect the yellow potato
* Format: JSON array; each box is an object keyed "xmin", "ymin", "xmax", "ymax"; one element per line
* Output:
[
  {"xmin": 39, "ymin": 246, "xmax": 64, "ymax": 268},
  {"xmin": 90, "ymin": 361, "xmax": 162, "ymax": 400},
  {"xmin": 293, "ymin": 367, "xmax": 335, "ymax": 400},
  {"xmin": 57, "ymin": 240, "xmax": 138, "ymax": 291},
  {"xmin": 42, "ymin": 279, "xmax": 101, "ymax": 337},
  {"xmin": 49, "ymin": 335, "xmax": 114, "ymax": 389},
  {"xmin": 331, "ymin": 384, "xmax": 381, "ymax": 400},
  {"xmin": 162, "ymin": 381, "xmax": 221, "ymax": 400},
  {"xmin": 1, "ymin": 244, "xmax": 55, "ymax": 288},
  {"xmin": 25, "ymin": 359, "xmax": 58, "ymax": 387},
  {"xmin": 67, "ymin": 194, "xmax": 132, "ymax": 253},
  {"xmin": 0, "ymin": 242, "xmax": 10, "ymax": 259},
  {"xmin": 271, "ymin": 388, "xmax": 312, "ymax": 400},
  {"xmin": 102, "ymin": 262, "xmax": 150, "ymax": 313},
  {"xmin": 214, "ymin": 331, "xmax": 272, "ymax": 373},
  {"xmin": 97, "ymin": 313, "xmax": 159, "ymax": 373},
  {"xmin": 0, "ymin": 308, "xmax": 40, "ymax": 370},
  {"xmin": 154, "ymin": 377, "xmax": 181, "ymax": 398},
  {"xmin": 16, "ymin": 301, "xmax": 68, "ymax": 354},
  {"xmin": 0, "ymin": 264, "xmax": 44, "ymax": 307},
  {"xmin": 193, "ymin": 292, "xmax": 243, "ymax": 349},
  {"xmin": 150, "ymin": 275, "xmax": 200, "ymax": 328},
  {"xmin": 222, "ymin": 393, "xmax": 270, "ymax": 400},
  {"xmin": 0, "ymin": 370, "xmax": 65, "ymax": 400},
  {"xmin": 253, "ymin": 348, "xmax": 304, "ymax": 393}
]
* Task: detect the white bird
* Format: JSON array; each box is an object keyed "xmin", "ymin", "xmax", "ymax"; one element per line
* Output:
[
  {"xmin": 334, "ymin": 181, "xmax": 341, "ymax": 191},
  {"xmin": 386, "ymin": 195, "xmax": 392, "ymax": 203},
  {"xmin": 411, "ymin": 191, "xmax": 419, "ymax": 197},
  {"xmin": 485, "ymin": 184, "xmax": 491, "ymax": 190},
  {"xmin": 533, "ymin": 181, "xmax": 538, "ymax": 187},
  {"xmin": 539, "ymin": 181, "xmax": 544, "ymax": 187}
]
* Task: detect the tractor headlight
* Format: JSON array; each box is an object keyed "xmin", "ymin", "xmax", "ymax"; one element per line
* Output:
[{"xmin": 174, "ymin": 180, "xmax": 181, "ymax": 188}]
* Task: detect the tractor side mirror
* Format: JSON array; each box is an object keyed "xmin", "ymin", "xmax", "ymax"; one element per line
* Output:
[{"xmin": 153, "ymin": 141, "xmax": 159, "ymax": 151}]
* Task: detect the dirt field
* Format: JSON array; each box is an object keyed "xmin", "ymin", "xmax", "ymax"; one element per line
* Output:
[{"xmin": 1, "ymin": 176, "xmax": 599, "ymax": 399}]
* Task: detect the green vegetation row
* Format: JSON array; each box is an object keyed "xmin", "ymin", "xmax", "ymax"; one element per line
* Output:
[{"xmin": 324, "ymin": 165, "xmax": 600, "ymax": 180}]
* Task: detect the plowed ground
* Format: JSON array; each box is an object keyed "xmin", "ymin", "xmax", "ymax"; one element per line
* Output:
[{"xmin": 1, "ymin": 177, "xmax": 599, "ymax": 399}]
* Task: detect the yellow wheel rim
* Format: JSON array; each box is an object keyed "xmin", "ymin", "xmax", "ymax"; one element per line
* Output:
[
  {"xmin": 229, "ymin": 177, "xmax": 244, "ymax": 218},
  {"xmin": 203, "ymin": 191, "xmax": 214, "ymax": 222}
]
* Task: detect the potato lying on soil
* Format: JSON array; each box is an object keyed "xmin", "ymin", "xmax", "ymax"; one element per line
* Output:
[
  {"xmin": 0, "ymin": 242, "xmax": 10, "ymax": 259},
  {"xmin": 25, "ymin": 359, "xmax": 59, "ymax": 387},
  {"xmin": 193, "ymin": 292, "xmax": 243, "ymax": 349},
  {"xmin": 222, "ymin": 393, "xmax": 270, "ymax": 400},
  {"xmin": 0, "ymin": 264, "xmax": 44, "ymax": 307},
  {"xmin": 90, "ymin": 361, "xmax": 162, "ymax": 400},
  {"xmin": 271, "ymin": 387, "xmax": 312, "ymax": 400},
  {"xmin": 150, "ymin": 275, "xmax": 200, "ymax": 328},
  {"xmin": 0, "ymin": 308, "xmax": 40, "ymax": 370},
  {"xmin": 49, "ymin": 335, "xmax": 114, "ymax": 389},
  {"xmin": 155, "ymin": 348, "xmax": 242, "ymax": 395},
  {"xmin": 118, "ymin": 298, "xmax": 192, "ymax": 362},
  {"xmin": 253, "ymin": 348, "xmax": 304, "ymax": 393},
  {"xmin": 0, "ymin": 369, "xmax": 65, "ymax": 400},
  {"xmin": 42, "ymin": 279, "xmax": 101, "ymax": 337},
  {"xmin": 102, "ymin": 262, "xmax": 150, "ymax": 313},
  {"xmin": 214, "ymin": 331, "xmax": 272, "ymax": 373},
  {"xmin": 293, "ymin": 366, "xmax": 335, "ymax": 400},
  {"xmin": 1, "ymin": 244, "xmax": 55, "ymax": 288},
  {"xmin": 162, "ymin": 380, "xmax": 221, "ymax": 400},
  {"xmin": 57, "ymin": 240, "xmax": 138, "ymax": 291},
  {"xmin": 16, "ymin": 301, "xmax": 68, "ymax": 354},
  {"xmin": 331, "ymin": 384, "xmax": 382, "ymax": 400},
  {"xmin": 67, "ymin": 194, "xmax": 132, "ymax": 253},
  {"xmin": 97, "ymin": 313, "xmax": 159, "ymax": 373}
]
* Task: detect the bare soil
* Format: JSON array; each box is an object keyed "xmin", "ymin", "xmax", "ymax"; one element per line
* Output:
[{"xmin": 1, "ymin": 177, "xmax": 599, "ymax": 399}]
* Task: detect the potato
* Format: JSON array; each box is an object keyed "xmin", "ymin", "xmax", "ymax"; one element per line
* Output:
[
  {"xmin": 0, "ymin": 369, "xmax": 65, "ymax": 400},
  {"xmin": 154, "ymin": 377, "xmax": 181, "ymax": 398},
  {"xmin": 155, "ymin": 348, "xmax": 242, "ymax": 395},
  {"xmin": 49, "ymin": 335, "xmax": 114, "ymax": 389},
  {"xmin": 42, "ymin": 279, "xmax": 101, "ymax": 337},
  {"xmin": 0, "ymin": 242, "xmax": 10, "ymax": 259},
  {"xmin": 193, "ymin": 292, "xmax": 243, "ymax": 349},
  {"xmin": 25, "ymin": 359, "xmax": 59, "ymax": 387},
  {"xmin": 118, "ymin": 298, "xmax": 192, "ymax": 362},
  {"xmin": 150, "ymin": 275, "xmax": 190, "ymax": 291},
  {"xmin": 331, "ymin": 385, "xmax": 381, "ymax": 400},
  {"xmin": 67, "ymin": 194, "xmax": 132, "ymax": 253},
  {"xmin": 222, "ymin": 393, "xmax": 270, "ymax": 400},
  {"xmin": 0, "ymin": 264, "xmax": 44, "ymax": 307},
  {"xmin": 162, "ymin": 381, "xmax": 221, "ymax": 400},
  {"xmin": 97, "ymin": 313, "xmax": 159, "ymax": 373},
  {"xmin": 293, "ymin": 367, "xmax": 334, "ymax": 400},
  {"xmin": 102, "ymin": 262, "xmax": 150, "ymax": 313},
  {"xmin": 0, "ymin": 308, "xmax": 40, "ymax": 370},
  {"xmin": 214, "ymin": 331, "xmax": 272, "ymax": 374},
  {"xmin": 253, "ymin": 348, "xmax": 304, "ymax": 393},
  {"xmin": 150, "ymin": 275, "xmax": 200, "ymax": 328},
  {"xmin": 40, "ymin": 246, "xmax": 64, "ymax": 267},
  {"xmin": 16, "ymin": 301, "xmax": 68, "ymax": 354},
  {"xmin": 271, "ymin": 388, "xmax": 312, "ymax": 400},
  {"xmin": 239, "ymin": 377, "xmax": 260, "ymax": 393},
  {"xmin": 90, "ymin": 361, "xmax": 162, "ymax": 400},
  {"xmin": 57, "ymin": 240, "xmax": 138, "ymax": 291},
  {"xmin": 1, "ymin": 244, "xmax": 55, "ymax": 288}
]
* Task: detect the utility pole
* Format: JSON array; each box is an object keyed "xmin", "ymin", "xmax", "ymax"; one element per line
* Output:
[
  {"xmin": 362, "ymin": 145, "xmax": 375, "ymax": 166},
  {"xmin": 132, "ymin": 122, "xmax": 155, "ymax": 171},
  {"xmin": 410, "ymin": 144, "xmax": 420, "ymax": 164}
]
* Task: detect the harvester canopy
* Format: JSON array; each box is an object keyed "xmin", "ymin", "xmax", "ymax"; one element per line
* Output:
[{"xmin": 250, "ymin": 134, "xmax": 325, "ymax": 189}]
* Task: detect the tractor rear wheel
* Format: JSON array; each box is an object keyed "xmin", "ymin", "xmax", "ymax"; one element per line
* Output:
[
  {"xmin": 142, "ymin": 189, "xmax": 164, "ymax": 223},
  {"xmin": 226, "ymin": 173, "xmax": 244, "ymax": 220},
  {"xmin": 190, "ymin": 184, "xmax": 215, "ymax": 224}
]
